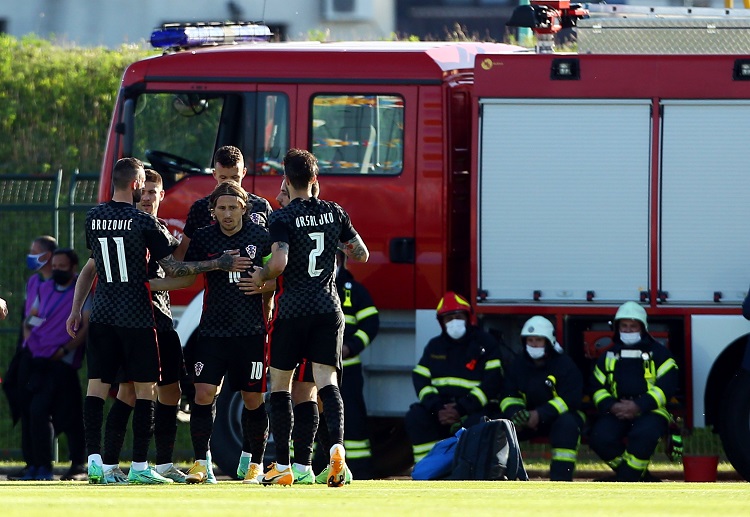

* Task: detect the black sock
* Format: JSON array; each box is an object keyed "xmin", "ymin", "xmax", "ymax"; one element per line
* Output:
[
  {"xmin": 102, "ymin": 398, "xmax": 133, "ymax": 465},
  {"xmin": 131, "ymin": 399, "xmax": 155, "ymax": 463},
  {"xmin": 292, "ymin": 401, "xmax": 319, "ymax": 465},
  {"xmin": 190, "ymin": 402, "xmax": 214, "ymax": 461},
  {"xmin": 318, "ymin": 385, "xmax": 344, "ymax": 447},
  {"xmin": 154, "ymin": 401, "xmax": 178, "ymax": 465},
  {"xmin": 269, "ymin": 392, "xmax": 293, "ymax": 465},
  {"xmin": 83, "ymin": 396, "xmax": 105, "ymax": 457},
  {"xmin": 242, "ymin": 404, "xmax": 269, "ymax": 466}
]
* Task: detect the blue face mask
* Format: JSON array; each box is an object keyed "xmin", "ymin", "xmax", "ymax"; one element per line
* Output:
[{"xmin": 26, "ymin": 252, "xmax": 48, "ymax": 271}]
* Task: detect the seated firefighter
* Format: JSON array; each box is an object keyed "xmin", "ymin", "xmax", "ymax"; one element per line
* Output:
[
  {"xmin": 500, "ymin": 316, "xmax": 584, "ymax": 481},
  {"xmin": 588, "ymin": 301, "xmax": 679, "ymax": 482},
  {"xmin": 404, "ymin": 291, "xmax": 504, "ymax": 463}
]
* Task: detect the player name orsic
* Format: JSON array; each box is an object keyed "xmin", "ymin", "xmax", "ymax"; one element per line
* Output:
[
  {"xmin": 295, "ymin": 212, "xmax": 334, "ymax": 228},
  {"xmin": 91, "ymin": 218, "xmax": 133, "ymax": 231}
]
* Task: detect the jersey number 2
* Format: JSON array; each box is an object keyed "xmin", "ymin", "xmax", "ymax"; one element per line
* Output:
[
  {"xmin": 97, "ymin": 237, "xmax": 128, "ymax": 282},
  {"xmin": 308, "ymin": 232, "xmax": 324, "ymax": 277}
]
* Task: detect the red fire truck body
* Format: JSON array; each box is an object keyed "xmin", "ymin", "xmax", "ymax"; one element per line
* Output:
[{"xmin": 98, "ymin": 20, "xmax": 750, "ymax": 478}]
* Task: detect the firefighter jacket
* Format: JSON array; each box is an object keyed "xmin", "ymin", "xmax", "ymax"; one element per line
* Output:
[
  {"xmin": 591, "ymin": 333, "xmax": 678, "ymax": 420},
  {"xmin": 412, "ymin": 327, "xmax": 504, "ymax": 416},
  {"xmin": 500, "ymin": 350, "xmax": 583, "ymax": 425},
  {"xmin": 336, "ymin": 268, "xmax": 379, "ymax": 368}
]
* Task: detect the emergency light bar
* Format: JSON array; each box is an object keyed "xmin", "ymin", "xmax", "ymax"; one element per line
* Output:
[{"xmin": 150, "ymin": 22, "xmax": 272, "ymax": 49}]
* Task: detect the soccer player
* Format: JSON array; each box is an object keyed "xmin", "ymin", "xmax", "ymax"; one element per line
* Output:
[
  {"xmin": 178, "ymin": 180, "xmax": 273, "ymax": 485},
  {"xmin": 173, "ymin": 145, "xmax": 272, "ymax": 261},
  {"xmin": 94, "ymin": 169, "xmax": 189, "ymax": 484},
  {"xmin": 66, "ymin": 157, "xmax": 251, "ymax": 485},
  {"xmin": 250, "ymin": 148, "xmax": 369, "ymax": 487}
]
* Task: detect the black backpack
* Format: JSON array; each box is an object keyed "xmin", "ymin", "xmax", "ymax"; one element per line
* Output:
[{"xmin": 448, "ymin": 418, "xmax": 529, "ymax": 481}]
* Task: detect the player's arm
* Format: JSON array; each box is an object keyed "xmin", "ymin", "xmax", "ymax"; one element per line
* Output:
[
  {"xmin": 149, "ymin": 275, "xmax": 196, "ymax": 291},
  {"xmin": 340, "ymin": 234, "xmax": 369, "ymax": 263},
  {"xmin": 250, "ymin": 241, "xmax": 288, "ymax": 287},
  {"xmin": 173, "ymin": 235, "xmax": 190, "ymax": 262},
  {"xmin": 66, "ymin": 258, "xmax": 96, "ymax": 338},
  {"xmin": 158, "ymin": 252, "xmax": 251, "ymax": 277}
]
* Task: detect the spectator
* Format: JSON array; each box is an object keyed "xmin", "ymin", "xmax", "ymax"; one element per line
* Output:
[
  {"xmin": 404, "ymin": 291, "xmax": 504, "ymax": 463},
  {"xmin": 588, "ymin": 301, "xmax": 678, "ymax": 482},
  {"xmin": 21, "ymin": 248, "xmax": 89, "ymax": 481},
  {"xmin": 500, "ymin": 316, "xmax": 583, "ymax": 481}
]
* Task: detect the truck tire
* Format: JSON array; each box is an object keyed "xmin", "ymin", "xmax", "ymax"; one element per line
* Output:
[
  {"xmin": 719, "ymin": 369, "xmax": 750, "ymax": 481},
  {"xmin": 210, "ymin": 389, "xmax": 244, "ymax": 478}
]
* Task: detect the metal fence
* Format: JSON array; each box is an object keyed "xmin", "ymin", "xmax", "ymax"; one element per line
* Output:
[{"xmin": 0, "ymin": 170, "xmax": 99, "ymax": 457}]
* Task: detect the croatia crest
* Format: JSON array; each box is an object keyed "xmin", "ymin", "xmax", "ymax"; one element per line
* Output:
[
  {"xmin": 246, "ymin": 244, "xmax": 257, "ymax": 259},
  {"xmin": 249, "ymin": 213, "xmax": 261, "ymax": 224}
]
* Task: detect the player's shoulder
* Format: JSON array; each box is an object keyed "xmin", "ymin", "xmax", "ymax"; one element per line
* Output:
[
  {"xmin": 189, "ymin": 195, "xmax": 210, "ymax": 212},
  {"xmin": 248, "ymin": 192, "xmax": 272, "ymax": 210}
]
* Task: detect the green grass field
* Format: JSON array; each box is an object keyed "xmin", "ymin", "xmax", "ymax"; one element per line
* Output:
[{"xmin": 2, "ymin": 480, "xmax": 749, "ymax": 516}]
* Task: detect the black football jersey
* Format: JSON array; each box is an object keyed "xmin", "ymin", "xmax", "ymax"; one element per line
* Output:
[
  {"xmin": 185, "ymin": 222, "xmax": 271, "ymax": 337},
  {"xmin": 269, "ymin": 197, "xmax": 357, "ymax": 318},
  {"xmin": 150, "ymin": 223, "xmax": 180, "ymax": 332},
  {"xmin": 86, "ymin": 201, "xmax": 174, "ymax": 328},
  {"xmin": 183, "ymin": 192, "xmax": 273, "ymax": 239}
]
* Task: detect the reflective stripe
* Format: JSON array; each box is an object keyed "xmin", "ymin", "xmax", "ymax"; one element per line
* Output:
[
  {"xmin": 657, "ymin": 358, "xmax": 678, "ymax": 378},
  {"xmin": 356, "ymin": 306, "xmax": 378, "ymax": 321},
  {"xmin": 413, "ymin": 365, "xmax": 431, "ymax": 378},
  {"xmin": 343, "ymin": 288, "xmax": 353, "ymax": 307},
  {"xmin": 354, "ymin": 329, "xmax": 370, "ymax": 347},
  {"xmin": 549, "ymin": 396, "xmax": 568, "ymax": 415},
  {"xmin": 652, "ymin": 407, "xmax": 671, "ymax": 420},
  {"xmin": 593, "ymin": 365, "xmax": 607, "ymax": 385},
  {"xmin": 593, "ymin": 389, "xmax": 611, "ymax": 406},
  {"xmin": 345, "ymin": 449, "xmax": 372, "ymax": 459},
  {"xmin": 432, "ymin": 377, "xmax": 481, "ymax": 390},
  {"xmin": 418, "ymin": 386, "xmax": 439, "ymax": 401},
  {"xmin": 551, "ymin": 448, "xmax": 578, "ymax": 463},
  {"xmin": 607, "ymin": 456, "xmax": 623, "ymax": 470},
  {"xmin": 262, "ymin": 253, "xmax": 272, "ymax": 265},
  {"xmin": 647, "ymin": 385, "xmax": 666, "ymax": 408},
  {"xmin": 500, "ymin": 397, "xmax": 525, "ymax": 412},
  {"xmin": 623, "ymin": 451, "xmax": 649, "ymax": 471},
  {"xmin": 470, "ymin": 386, "xmax": 488, "ymax": 406},
  {"xmin": 342, "ymin": 356, "xmax": 362, "ymax": 367},
  {"xmin": 344, "ymin": 315, "xmax": 357, "ymax": 326},
  {"xmin": 412, "ymin": 441, "xmax": 438, "ymax": 462},
  {"xmin": 484, "ymin": 359, "xmax": 502, "ymax": 371},
  {"xmin": 344, "ymin": 439, "xmax": 372, "ymax": 459}
]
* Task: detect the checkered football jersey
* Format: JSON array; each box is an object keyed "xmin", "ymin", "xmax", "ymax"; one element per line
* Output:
[
  {"xmin": 85, "ymin": 201, "xmax": 174, "ymax": 328},
  {"xmin": 270, "ymin": 197, "xmax": 358, "ymax": 318},
  {"xmin": 150, "ymin": 221, "xmax": 180, "ymax": 332},
  {"xmin": 185, "ymin": 221, "xmax": 271, "ymax": 337},
  {"xmin": 183, "ymin": 192, "xmax": 273, "ymax": 238}
]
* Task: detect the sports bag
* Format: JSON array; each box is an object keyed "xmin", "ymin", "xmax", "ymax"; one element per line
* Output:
[
  {"xmin": 412, "ymin": 428, "xmax": 465, "ymax": 480},
  {"xmin": 447, "ymin": 418, "xmax": 529, "ymax": 481}
]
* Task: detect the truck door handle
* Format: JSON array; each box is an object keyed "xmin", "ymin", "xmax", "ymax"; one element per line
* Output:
[{"xmin": 389, "ymin": 238, "xmax": 415, "ymax": 264}]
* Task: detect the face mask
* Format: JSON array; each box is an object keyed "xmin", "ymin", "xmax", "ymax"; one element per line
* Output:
[
  {"xmin": 52, "ymin": 270, "xmax": 73, "ymax": 285},
  {"xmin": 445, "ymin": 319, "xmax": 467, "ymax": 340},
  {"xmin": 526, "ymin": 345, "xmax": 546, "ymax": 360},
  {"xmin": 26, "ymin": 252, "xmax": 48, "ymax": 271},
  {"xmin": 620, "ymin": 332, "xmax": 642, "ymax": 346}
]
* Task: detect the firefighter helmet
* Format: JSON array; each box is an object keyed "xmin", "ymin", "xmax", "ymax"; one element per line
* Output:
[
  {"xmin": 436, "ymin": 291, "xmax": 472, "ymax": 320},
  {"xmin": 521, "ymin": 316, "xmax": 556, "ymax": 347},
  {"xmin": 614, "ymin": 301, "xmax": 648, "ymax": 330}
]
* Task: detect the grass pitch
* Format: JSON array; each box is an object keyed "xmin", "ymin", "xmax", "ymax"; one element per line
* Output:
[{"xmin": 2, "ymin": 480, "xmax": 749, "ymax": 517}]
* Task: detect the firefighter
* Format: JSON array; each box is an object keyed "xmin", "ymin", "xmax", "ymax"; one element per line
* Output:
[
  {"xmin": 404, "ymin": 291, "xmax": 504, "ymax": 463},
  {"xmin": 588, "ymin": 301, "xmax": 679, "ymax": 482},
  {"xmin": 500, "ymin": 316, "xmax": 584, "ymax": 481},
  {"xmin": 327, "ymin": 249, "xmax": 380, "ymax": 480}
]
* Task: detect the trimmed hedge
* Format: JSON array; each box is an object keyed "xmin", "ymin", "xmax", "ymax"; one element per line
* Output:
[{"xmin": 0, "ymin": 34, "xmax": 154, "ymax": 175}]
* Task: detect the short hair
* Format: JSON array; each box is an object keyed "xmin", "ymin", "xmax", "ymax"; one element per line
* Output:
[
  {"xmin": 34, "ymin": 235, "xmax": 57, "ymax": 253},
  {"xmin": 52, "ymin": 248, "xmax": 79, "ymax": 267},
  {"xmin": 209, "ymin": 180, "xmax": 247, "ymax": 210},
  {"xmin": 144, "ymin": 169, "xmax": 163, "ymax": 189},
  {"xmin": 283, "ymin": 148, "xmax": 319, "ymax": 190},
  {"xmin": 112, "ymin": 157, "xmax": 144, "ymax": 190},
  {"xmin": 213, "ymin": 146, "xmax": 244, "ymax": 168}
]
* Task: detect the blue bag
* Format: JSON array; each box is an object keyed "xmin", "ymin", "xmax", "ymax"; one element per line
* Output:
[{"xmin": 412, "ymin": 428, "xmax": 465, "ymax": 480}]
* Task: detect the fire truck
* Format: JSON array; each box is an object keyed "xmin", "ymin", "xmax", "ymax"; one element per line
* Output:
[{"xmin": 98, "ymin": 3, "xmax": 750, "ymax": 479}]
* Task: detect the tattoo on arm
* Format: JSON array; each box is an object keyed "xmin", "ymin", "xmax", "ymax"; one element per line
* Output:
[
  {"xmin": 342, "ymin": 236, "xmax": 368, "ymax": 262},
  {"xmin": 159, "ymin": 254, "xmax": 222, "ymax": 277}
]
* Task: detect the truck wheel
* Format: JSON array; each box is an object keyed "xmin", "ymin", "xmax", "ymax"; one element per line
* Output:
[
  {"xmin": 719, "ymin": 369, "xmax": 750, "ymax": 481},
  {"xmin": 210, "ymin": 389, "xmax": 244, "ymax": 478}
]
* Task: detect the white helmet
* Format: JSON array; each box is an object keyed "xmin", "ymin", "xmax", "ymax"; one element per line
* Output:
[
  {"xmin": 521, "ymin": 316, "xmax": 557, "ymax": 348},
  {"xmin": 614, "ymin": 301, "xmax": 648, "ymax": 330}
]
